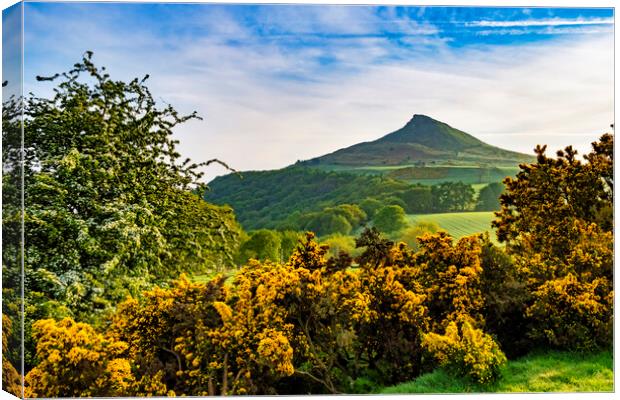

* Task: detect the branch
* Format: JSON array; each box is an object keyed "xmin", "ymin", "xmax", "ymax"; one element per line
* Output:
[{"xmin": 161, "ymin": 347, "xmax": 183, "ymax": 372}]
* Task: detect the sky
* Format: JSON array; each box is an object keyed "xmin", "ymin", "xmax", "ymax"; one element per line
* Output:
[{"xmin": 13, "ymin": 2, "xmax": 616, "ymax": 182}]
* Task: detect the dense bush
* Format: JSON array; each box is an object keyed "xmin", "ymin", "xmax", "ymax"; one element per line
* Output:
[
  {"xmin": 423, "ymin": 319, "xmax": 506, "ymax": 384},
  {"xmin": 25, "ymin": 230, "xmax": 522, "ymax": 395},
  {"xmin": 527, "ymin": 273, "xmax": 612, "ymax": 351},
  {"xmin": 372, "ymin": 205, "xmax": 407, "ymax": 233},
  {"xmin": 494, "ymin": 134, "xmax": 614, "ymax": 352},
  {"xmin": 25, "ymin": 318, "xmax": 136, "ymax": 398}
]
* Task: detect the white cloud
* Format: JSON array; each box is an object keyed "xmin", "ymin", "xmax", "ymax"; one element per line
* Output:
[{"xmin": 467, "ymin": 17, "xmax": 613, "ymax": 27}]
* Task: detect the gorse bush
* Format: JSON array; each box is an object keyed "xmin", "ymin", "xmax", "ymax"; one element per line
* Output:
[
  {"xmin": 24, "ymin": 230, "xmax": 517, "ymax": 396},
  {"xmin": 423, "ymin": 319, "xmax": 506, "ymax": 384},
  {"xmin": 25, "ymin": 318, "xmax": 136, "ymax": 398},
  {"xmin": 527, "ymin": 273, "xmax": 612, "ymax": 351},
  {"xmin": 494, "ymin": 135, "xmax": 613, "ymax": 352}
]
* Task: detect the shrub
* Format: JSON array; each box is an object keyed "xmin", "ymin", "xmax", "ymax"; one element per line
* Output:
[
  {"xmin": 415, "ymin": 233, "xmax": 486, "ymax": 329},
  {"xmin": 527, "ymin": 273, "xmax": 612, "ymax": 351},
  {"xmin": 24, "ymin": 318, "xmax": 136, "ymax": 398},
  {"xmin": 352, "ymin": 264, "xmax": 429, "ymax": 385},
  {"xmin": 422, "ymin": 319, "xmax": 506, "ymax": 384},
  {"xmin": 477, "ymin": 236, "xmax": 530, "ymax": 358},
  {"xmin": 373, "ymin": 205, "xmax": 407, "ymax": 233}
]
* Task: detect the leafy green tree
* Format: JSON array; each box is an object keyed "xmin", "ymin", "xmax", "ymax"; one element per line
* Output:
[
  {"xmin": 372, "ymin": 205, "xmax": 407, "ymax": 233},
  {"xmin": 475, "ymin": 182, "xmax": 504, "ymax": 211},
  {"xmin": 400, "ymin": 187, "xmax": 433, "ymax": 213},
  {"xmin": 236, "ymin": 229, "xmax": 282, "ymax": 263},
  {"xmin": 6, "ymin": 53, "xmax": 242, "ymax": 366},
  {"xmin": 431, "ymin": 182, "xmax": 475, "ymax": 212},
  {"xmin": 279, "ymin": 230, "xmax": 304, "ymax": 262},
  {"xmin": 2, "ymin": 88, "xmax": 25, "ymax": 385},
  {"xmin": 320, "ymin": 234, "xmax": 359, "ymax": 258},
  {"xmin": 359, "ymin": 198, "xmax": 383, "ymax": 219},
  {"xmin": 299, "ymin": 204, "xmax": 366, "ymax": 236}
]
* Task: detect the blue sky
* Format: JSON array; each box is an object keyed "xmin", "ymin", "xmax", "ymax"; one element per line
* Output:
[{"xmin": 13, "ymin": 3, "xmax": 616, "ymax": 181}]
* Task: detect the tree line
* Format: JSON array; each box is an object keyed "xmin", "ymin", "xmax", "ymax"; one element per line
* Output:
[{"xmin": 206, "ymin": 169, "xmax": 504, "ymax": 234}]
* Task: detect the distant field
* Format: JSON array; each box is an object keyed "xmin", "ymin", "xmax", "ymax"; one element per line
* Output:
[
  {"xmin": 314, "ymin": 164, "xmax": 519, "ymax": 185},
  {"xmin": 381, "ymin": 350, "xmax": 613, "ymax": 394},
  {"xmin": 406, "ymin": 211, "xmax": 496, "ymax": 240}
]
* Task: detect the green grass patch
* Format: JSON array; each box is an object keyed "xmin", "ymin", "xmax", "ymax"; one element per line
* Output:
[
  {"xmin": 381, "ymin": 350, "xmax": 613, "ymax": 394},
  {"xmin": 406, "ymin": 211, "xmax": 496, "ymax": 240}
]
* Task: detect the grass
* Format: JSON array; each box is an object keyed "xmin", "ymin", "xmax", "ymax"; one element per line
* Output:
[
  {"xmin": 315, "ymin": 164, "xmax": 519, "ymax": 185},
  {"xmin": 406, "ymin": 211, "xmax": 496, "ymax": 240},
  {"xmin": 381, "ymin": 350, "xmax": 613, "ymax": 394}
]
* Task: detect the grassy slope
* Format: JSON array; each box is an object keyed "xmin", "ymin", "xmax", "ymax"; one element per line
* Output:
[
  {"xmin": 381, "ymin": 350, "xmax": 613, "ymax": 394},
  {"xmin": 406, "ymin": 211, "xmax": 496, "ymax": 240},
  {"xmin": 313, "ymin": 164, "xmax": 519, "ymax": 186}
]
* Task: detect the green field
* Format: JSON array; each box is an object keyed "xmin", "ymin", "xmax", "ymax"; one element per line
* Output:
[
  {"xmin": 381, "ymin": 350, "xmax": 613, "ymax": 394},
  {"xmin": 406, "ymin": 211, "xmax": 496, "ymax": 240},
  {"xmin": 314, "ymin": 164, "xmax": 519, "ymax": 185}
]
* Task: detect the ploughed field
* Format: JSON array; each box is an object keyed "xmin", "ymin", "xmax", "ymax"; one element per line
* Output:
[{"xmin": 406, "ymin": 211, "xmax": 496, "ymax": 240}]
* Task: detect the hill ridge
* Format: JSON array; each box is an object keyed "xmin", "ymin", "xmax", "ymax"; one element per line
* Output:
[{"xmin": 302, "ymin": 114, "xmax": 533, "ymax": 167}]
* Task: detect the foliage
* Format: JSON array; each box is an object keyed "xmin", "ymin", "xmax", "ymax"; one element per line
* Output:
[
  {"xmin": 372, "ymin": 205, "xmax": 407, "ymax": 233},
  {"xmin": 477, "ymin": 236, "xmax": 529, "ymax": 358},
  {"xmin": 3, "ymin": 54, "xmax": 242, "ymax": 370},
  {"xmin": 415, "ymin": 232, "xmax": 486, "ymax": 330},
  {"xmin": 206, "ymin": 166, "xmax": 478, "ymax": 231},
  {"xmin": 526, "ymin": 273, "xmax": 612, "ymax": 351},
  {"xmin": 297, "ymin": 204, "xmax": 367, "ymax": 236},
  {"xmin": 397, "ymin": 221, "xmax": 439, "ymax": 251},
  {"xmin": 24, "ymin": 318, "xmax": 136, "ymax": 398},
  {"xmin": 431, "ymin": 182, "xmax": 475, "ymax": 212},
  {"xmin": 494, "ymin": 136, "xmax": 613, "ymax": 256},
  {"xmin": 359, "ymin": 198, "xmax": 383, "ymax": 219},
  {"xmin": 352, "ymin": 262, "xmax": 429, "ymax": 385},
  {"xmin": 320, "ymin": 234, "xmax": 361, "ymax": 258},
  {"xmin": 475, "ymin": 182, "xmax": 504, "ymax": 211},
  {"xmin": 236, "ymin": 229, "xmax": 282, "ymax": 263},
  {"xmin": 423, "ymin": 319, "xmax": 506, "ymax": 384},
  {"xmin": 2, "ymin": 314, "xmax": 22, "ymax": 397},
  {"xmin": 400, "ymin": 186, "xmax": 434, "ymax": 213},
  {"xmin": 493, "ymin": 134, "xmax": 614, "ymax": 351}
]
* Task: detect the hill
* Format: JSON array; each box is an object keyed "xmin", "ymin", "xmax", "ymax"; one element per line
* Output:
[
  {"xmin": 205, "ymin": 115, "xmax": 532, "ymax": 231},
  {"xmin": 301, "ymin": 114, "xmax": 533, "ymax": 167},
  {"xmin": 204, "ymin": 167, "xmax": 413, "ymax": 230}
]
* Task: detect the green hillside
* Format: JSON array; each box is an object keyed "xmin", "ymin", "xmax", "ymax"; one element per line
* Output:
[
  {"xmin": 204, "ymin": 167, "xmax": 413, "ymax": 230},
  {"xmin": 301, "ymin": 114, "xmax": 534, "ymax": 168}
]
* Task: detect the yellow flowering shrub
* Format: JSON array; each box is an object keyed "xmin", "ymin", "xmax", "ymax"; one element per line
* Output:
[
  {"xmin": 518, "ymin": 221, "xmax": 613, "ymax": 351},
  {"xmin": 109, "ymin": 272, "xmax": 296, "ymax": 396},
  {"xmin": 228, "ymin": 236, "xmax": 359, "ymax": 394},
  {"xmin": 527, "ymin": 273, "xmax": 613, "ymax": 351},
  {"xmin": 423, "ymin": 319, "xmax": 506, "ymax": 384},
  {"xmin": 415, "ymin": 232, "xmax": 486, "ymax": 329},
  {"xmin": 352, "ymin": 263, "xmax": 429, "ymax": 384},
  {"xmin": 24, "ymin": 318, "xmax": 134, "ymax": 398}
]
